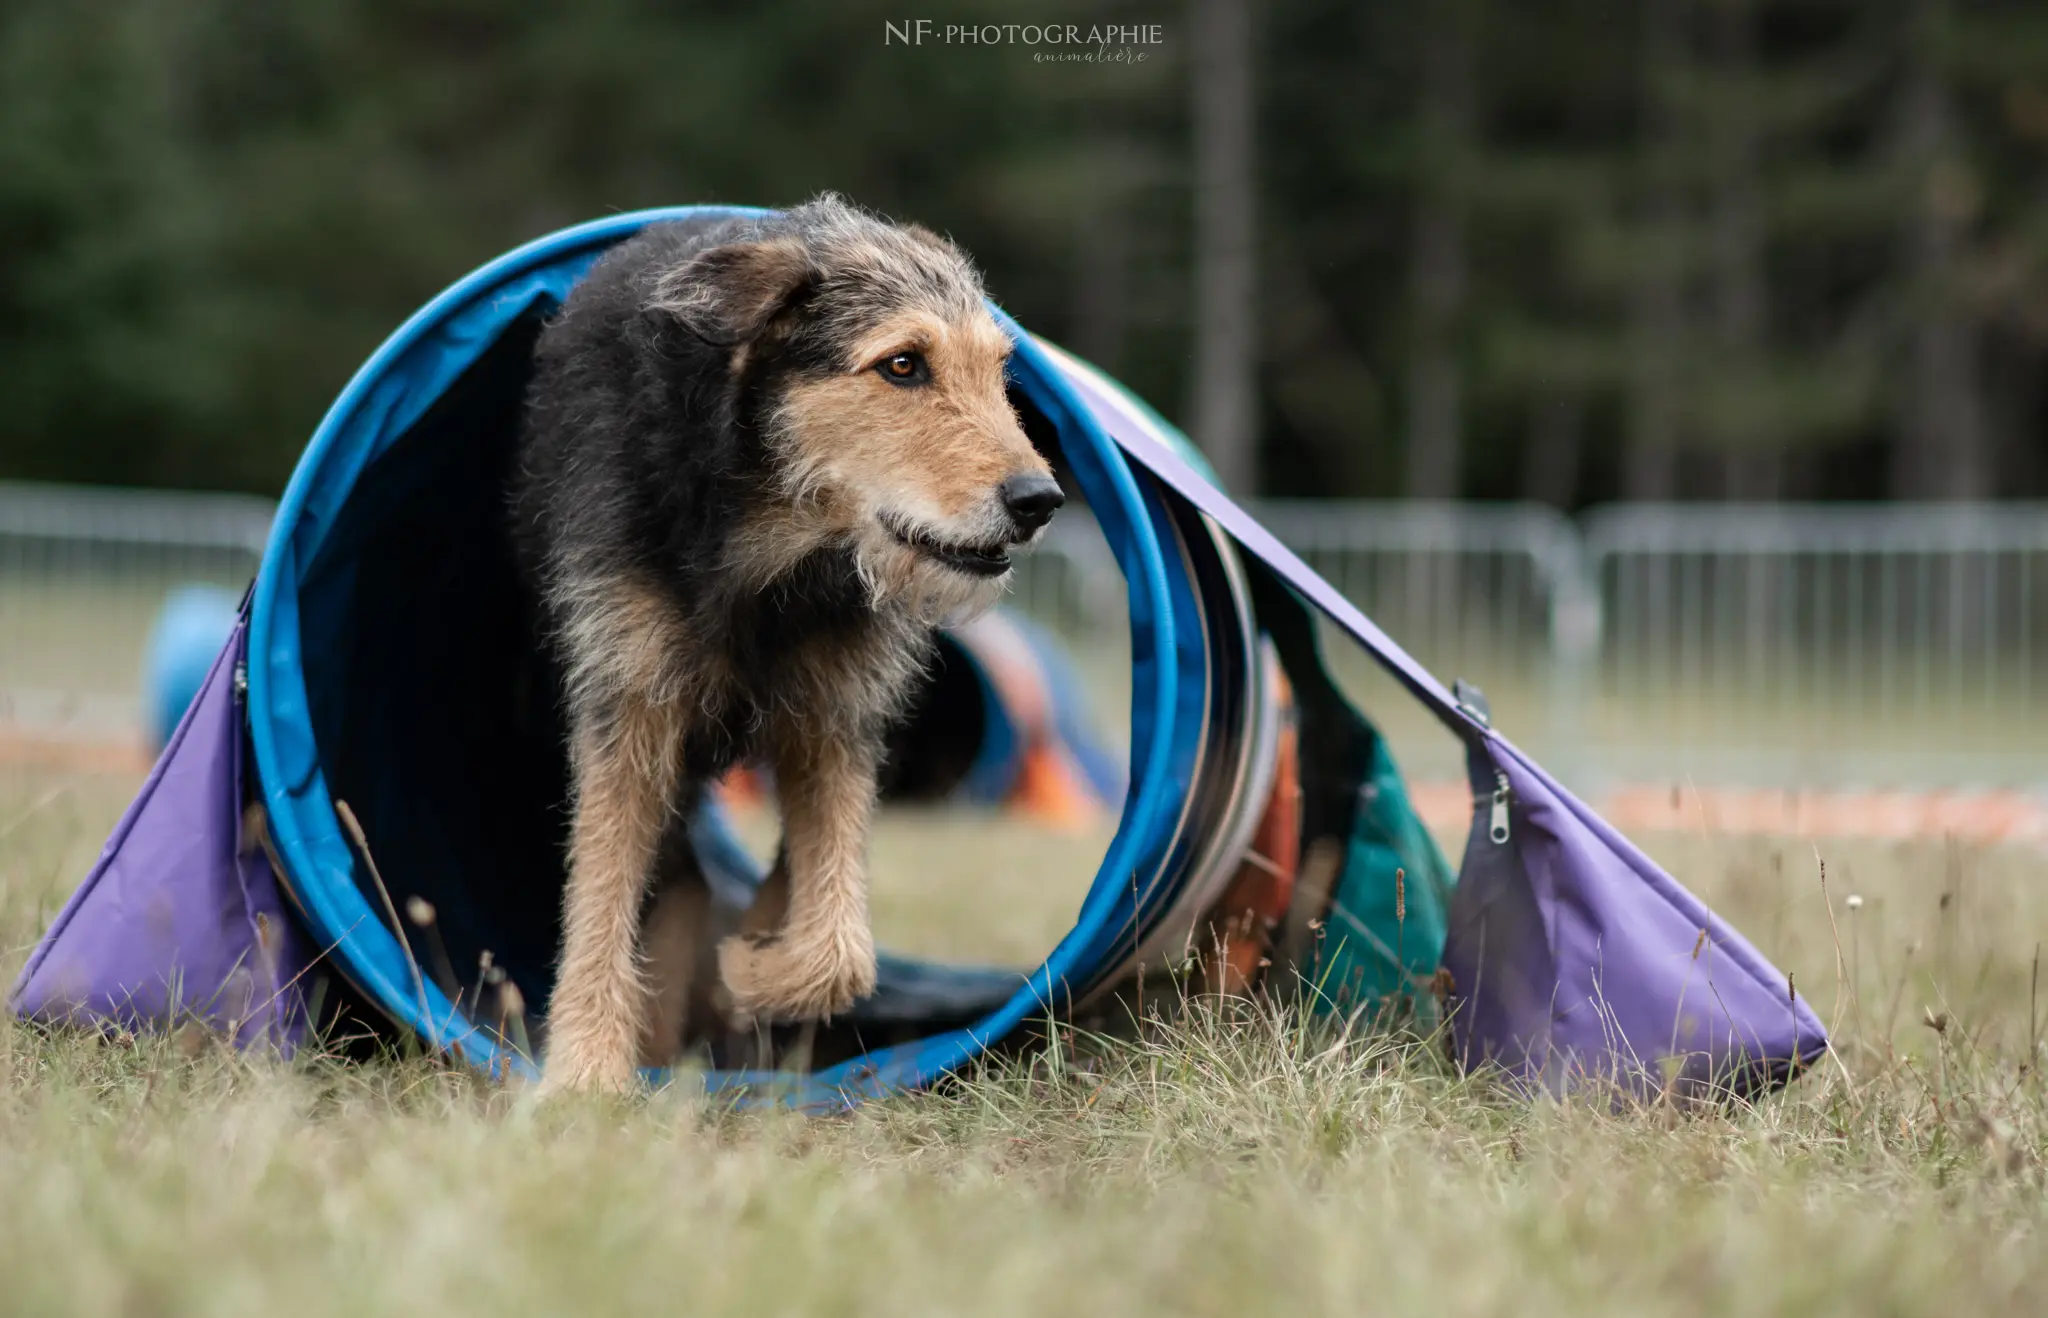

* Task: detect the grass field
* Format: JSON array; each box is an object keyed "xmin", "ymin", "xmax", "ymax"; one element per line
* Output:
[{"xmin": 3, "ymin": 763, "xmax": 2047, "ymax": 1317}]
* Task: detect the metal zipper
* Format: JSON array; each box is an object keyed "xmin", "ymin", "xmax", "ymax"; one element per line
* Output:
[{"xmin": 1488, "ymin": 770, "xmax": 1512, "ymax": 845}]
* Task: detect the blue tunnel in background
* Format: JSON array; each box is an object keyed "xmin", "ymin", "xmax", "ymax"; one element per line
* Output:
[{"xmin": 145, "ymin": 584, "xmax": 246, "ymax": 753}]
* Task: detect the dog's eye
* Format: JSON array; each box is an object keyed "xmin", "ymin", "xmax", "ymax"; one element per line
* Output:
[{"xmin": 876, "ymin": 351, "xmax": 929, "ymax": 386}]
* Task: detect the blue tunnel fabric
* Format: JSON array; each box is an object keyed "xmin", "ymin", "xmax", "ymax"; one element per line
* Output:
[{"xmin": 247, "ymin": 208, "xmax": 1213, "ymax": 1102}]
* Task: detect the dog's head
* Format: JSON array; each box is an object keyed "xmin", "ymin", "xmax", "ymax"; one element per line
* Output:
[{"xmin": 650, "ymin": 195, "xmax": 1061, "ymax": 624}]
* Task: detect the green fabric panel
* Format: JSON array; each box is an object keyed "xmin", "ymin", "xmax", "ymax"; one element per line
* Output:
[
  {"xmin": 1308, "ymin": 734, "xmax": 1457, "ymax": 1021},
  {"xmin": 1241, "ymin": 561, "xmax": 1459, "ymax": 1025}
]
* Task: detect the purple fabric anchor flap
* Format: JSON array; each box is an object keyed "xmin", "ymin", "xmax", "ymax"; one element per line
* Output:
[
  {"xmin": 1443, "ymin": 738, "xmax": 1828, "ymax": 1097},
  {"xmin": 9, "ymin": 619, "xmax": 310, "ymax": 1051},
  {"xmin": 1046, "ymin": 347, "xmax": 1828, "ymax": 1097}
]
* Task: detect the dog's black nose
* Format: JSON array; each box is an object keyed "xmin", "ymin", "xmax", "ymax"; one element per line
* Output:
[{"xmin": 1000, "ymin": 474, "xmax": 1065, "ymax": 532}]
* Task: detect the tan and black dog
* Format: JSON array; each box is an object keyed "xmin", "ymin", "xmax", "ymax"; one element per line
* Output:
[{"xmin": 511, "ymin": 196, "xmax": 1062, "ymax": 1093}]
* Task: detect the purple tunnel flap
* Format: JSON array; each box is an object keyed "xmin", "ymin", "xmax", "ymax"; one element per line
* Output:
[
  {"xmin": 1443, "ymin": 735, "xmax": 1828, "ymax": 1098},
  {"xmin": 10, "ymin": 621, "xmax": 309, "ymax": 1051}
]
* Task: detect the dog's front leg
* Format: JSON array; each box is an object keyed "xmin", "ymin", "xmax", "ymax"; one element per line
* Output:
[
  {"xmin": 718, "ymin": 729, "xmax": 879, "ymax": 1022},
  {"xmin": 542, "ymin": 692, "xmax": 681, "ymax": 1094}
]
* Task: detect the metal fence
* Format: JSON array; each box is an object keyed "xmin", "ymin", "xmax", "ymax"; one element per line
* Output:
[
  {"xmin": 2, "ymin": 481, "xmax": 2042, "ymax": 789},
  {"xmin": 978, "ymin": 497, "xmax": 2046, "ymax": 789},
  {"xmin": 1578, "ymin": 503, "xmax": 2047, "ymax": 788},
  {"xmin": 0, "ymin": 482, "xmax": 271, "ymax": 743},
  {"xmin": 1237, "ymin": 500, "xmax": 1586, "ymax": 782},
  {"xmin": 1249, "ymin": 500, "xmax": 1591, "ymax": 674}
]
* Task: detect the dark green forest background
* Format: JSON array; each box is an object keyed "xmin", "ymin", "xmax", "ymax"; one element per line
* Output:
[{"xmin": 4, "ymin": 0, "xmax": 2047, "ymax": 503}]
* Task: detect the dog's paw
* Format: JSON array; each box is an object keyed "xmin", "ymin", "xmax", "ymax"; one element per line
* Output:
[
  {"xmin": 716, "ymin": 930, "xmax": 877, "ymax": 1023},
  {"xmin": 537, "ymin": 1049, "xmax": 640, "ymax": 1099},
  {"xmin": 537, "ymin": 1021, "xmax": 643, "ymax": 1098}
]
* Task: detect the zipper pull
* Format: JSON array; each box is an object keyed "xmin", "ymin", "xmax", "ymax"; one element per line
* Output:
[{"xmin": 1488, "ymin": 771, "xmax": 1512, "ymax": 845}]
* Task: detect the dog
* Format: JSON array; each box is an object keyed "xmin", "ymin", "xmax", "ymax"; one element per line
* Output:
[{"xmin": 511, "ymin": 195, "xmax": 1063, "ymax": 1093}]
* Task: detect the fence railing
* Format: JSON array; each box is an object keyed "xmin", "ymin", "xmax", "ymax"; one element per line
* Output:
[
  {"xmin": 1577, "ymin": 503, "xmax": 2047, "ymax": 788},
  {"xmin": 0, "ymin": 482, "xmax": 272, "ymax": 741},
  {"xmin": 2, "ymin": 482, "xmax": 2042, "ymax": 789},
  {"xmin": 1249, "ymin": 499, "xmax": 1594, "ymax": 665},
  {"xmin": 1583, "ymin": 503, "xmax": 2047, "ymax": 703}
]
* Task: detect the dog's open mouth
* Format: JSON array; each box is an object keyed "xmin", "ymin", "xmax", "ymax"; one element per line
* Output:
[{"xmin": 883, "ymin": 517, "xmax": 1012, "ymax": 578}]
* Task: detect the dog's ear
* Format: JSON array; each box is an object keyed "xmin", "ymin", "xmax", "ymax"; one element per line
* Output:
[{"xmin": 649, "ymin": 237, "xmax": 813, "ymax": 347}]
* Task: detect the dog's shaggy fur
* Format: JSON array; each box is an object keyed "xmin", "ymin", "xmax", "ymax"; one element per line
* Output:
[{"xmin": 511, "ymin": 196, "xmax": 1061, "ymax": 1093}]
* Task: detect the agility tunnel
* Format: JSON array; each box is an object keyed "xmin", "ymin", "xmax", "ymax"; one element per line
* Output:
[{"xmin": 13, "ymin": 207, "xmax": 1826, "ymax": 1106}]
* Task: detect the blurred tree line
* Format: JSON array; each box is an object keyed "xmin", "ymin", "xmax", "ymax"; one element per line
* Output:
[{"xmin": 4, "ymin": 0, "xmax": 2047, "ymax": 503}]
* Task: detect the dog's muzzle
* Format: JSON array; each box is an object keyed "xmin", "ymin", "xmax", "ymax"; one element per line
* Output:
[{"xmin": 883, "ymin": 516, "xmax": 1013, "ymax": 578}]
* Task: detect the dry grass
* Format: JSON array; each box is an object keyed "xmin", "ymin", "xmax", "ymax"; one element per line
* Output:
[{"xmin": 3, "ymin": 763, "xmax": 2047, "ymax": 1317}]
